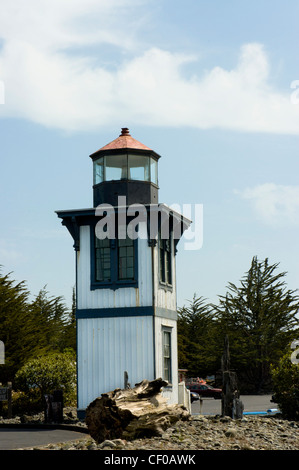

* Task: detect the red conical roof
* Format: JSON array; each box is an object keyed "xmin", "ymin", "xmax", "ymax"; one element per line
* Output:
[{"xmin": 95, "ymin": 128, "xmax": 152, "ymax": 153}]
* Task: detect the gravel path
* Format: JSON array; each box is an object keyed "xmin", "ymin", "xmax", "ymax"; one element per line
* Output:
[{"xmin": 14, "ymin": 414, "xmax": 299, "ymax": 451}]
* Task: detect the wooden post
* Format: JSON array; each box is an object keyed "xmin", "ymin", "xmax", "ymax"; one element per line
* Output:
[
  {"xmin": 7, "ymin": 382, "xmax": 12, "ymax": 419},
  {"xmin": 0, "ymin": 383, "xmax": 12, "ymax": 418},
  {"xmin": 199, "ymin": 397, "xmax": 203, "ymax": 415},
  {"xmin": 124, "ymin": 371, "xmax": 130, "ymax": 389},
  {"xmin": 221, "ymin": 335, "xmax": 243, "ymax": 419}
]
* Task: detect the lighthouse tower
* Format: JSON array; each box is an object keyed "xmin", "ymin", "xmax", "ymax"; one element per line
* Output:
[{"xmin": 56, "ymin": 129, "xmax": 190, "ymax": 418}]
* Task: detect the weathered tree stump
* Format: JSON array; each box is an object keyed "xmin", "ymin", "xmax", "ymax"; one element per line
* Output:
[{"xmin": 85, "ymin": 378, "xmax": 190, "ymax": 443}]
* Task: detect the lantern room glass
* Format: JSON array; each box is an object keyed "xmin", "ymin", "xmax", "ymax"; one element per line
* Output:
[
  {"xmin": 128, "ymin": 155, "xmax": 149, "ymax": 181},
  {"xmin": 94, "ymin": 157, "xmax": 104, "ymax": 184},
  {"xmin": 105, "ymin": 154, "xmax": 128, "ymax": 181},
  {"xmin": 93, "ymin": 155, "xmax": 158, "ymax": 185},
  {"xmin": 150, "ymin": 158, "xmax": 158, "ymax": 185}
]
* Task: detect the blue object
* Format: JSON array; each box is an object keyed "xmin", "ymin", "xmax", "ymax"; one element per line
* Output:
[{"xmin": 243, "ymin": 408, "xmax": 278, "ymax": 415}]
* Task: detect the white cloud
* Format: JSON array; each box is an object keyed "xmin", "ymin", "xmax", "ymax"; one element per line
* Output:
[
  {"xmin": 0, "ymin": 1, "xmax": 298, "ymax": 134},
  {"xmin": 0, "ymin": 0, "xmax": 145, "ymax": 51},
  {"xmin": 236, "ymin": 183, "xmax": 299, "ymax": 226}
]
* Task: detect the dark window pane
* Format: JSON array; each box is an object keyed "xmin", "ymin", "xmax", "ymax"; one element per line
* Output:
[
  {"xmin": 119, "ymin": 246, "xmax": 127, "ymax": 257},
  {"xmin": 159, "ymin": 231, "xmax": 172, "ymax": 286}
]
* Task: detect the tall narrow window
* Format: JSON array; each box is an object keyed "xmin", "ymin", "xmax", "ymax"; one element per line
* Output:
[
  {"xmin": 163, "ymin": 329, "xmax": 172, "ymax": 383},
  {"xmin": 165, "ymin": 239, "xmax": 172, "ymax": 285},
  {"xmin": 159, "ymin": 231, "xmax": 172, "ymax": 286},
  {"xmin": 118, "ymin": 235, "xmax": 134, "ymax": 280},
  {"xmin": 150, "ymin": 158, "xmax": 158, "ymax": 185},
  {"xmin": 95, "ymin": 237, "xmax": 111, "ymax": 282}
]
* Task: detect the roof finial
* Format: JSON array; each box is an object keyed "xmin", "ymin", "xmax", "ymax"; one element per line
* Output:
[{"xmin": 120, "ymin": 128, "xmax": 130, "ymax": 136}]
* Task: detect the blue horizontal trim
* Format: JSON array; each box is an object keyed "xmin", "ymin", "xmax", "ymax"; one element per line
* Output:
[
  {"xmin": 76, "ymin": 306, "xmax": 154, "ymax": 319},
  {"xmin": 90, "ymin": 280, "xmax": 138, "ymax": 291}
]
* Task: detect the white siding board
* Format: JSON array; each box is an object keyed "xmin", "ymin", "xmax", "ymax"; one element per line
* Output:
[{"xmin": 77, "ymin": 316, "xmax": 155, "ymax": 410}]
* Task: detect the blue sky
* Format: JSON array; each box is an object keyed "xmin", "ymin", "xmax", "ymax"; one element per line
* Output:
[{"xmin": 0, "ymin": 0, "xmax": 298, "ymax": 309}]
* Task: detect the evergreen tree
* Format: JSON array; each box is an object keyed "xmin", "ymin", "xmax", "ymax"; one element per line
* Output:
[
  {"xmin": 213, "ymin": 256, "xmax": 299, "ymax": 392},
  {"xmin": 0, "ymin": 269, "xmax": 31, "ymax": 382},
  {"xmin": 62, "ymin": 286, "xmax": 76, "ymax": 352},
  {"xmin": 178, "ymin": 295, "xmax": 219, "ymax": 377},
  {"xmin": 0, "ymin": 269, "xmax": 76, "ymax": 382},
  {"xmin": 29, "ymin": 286, "xmax": 70, "ymax": 353}
]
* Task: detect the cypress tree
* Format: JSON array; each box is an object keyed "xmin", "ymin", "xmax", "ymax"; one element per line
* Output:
[
  {"xmin": 178, "ymin": 295, "xmax": 218, "ymax": 377},
  {"xmin": 214, "ymin": 256, "xmax": 299, "ymax": 392}
]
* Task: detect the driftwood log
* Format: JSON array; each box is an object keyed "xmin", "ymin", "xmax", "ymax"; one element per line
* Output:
[{"xmin": 85, "ymin": 378, "xmax": 190, "ymax": 443}]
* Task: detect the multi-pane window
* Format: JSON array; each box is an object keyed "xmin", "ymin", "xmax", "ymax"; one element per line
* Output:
[
  {"xmin": 118, "ymin": 236, "xmax": 134, "ymax": 280},
  {"xmin": 93, "ymin": 229, "xmax": 136, "ymax": 288},
  {"xmin": 163, "ymin": 329, "xmax": 172, "ymax": 383},
  {"xmin": 159, "ymin": 232, "xmax": 172, "ymax": 286}
]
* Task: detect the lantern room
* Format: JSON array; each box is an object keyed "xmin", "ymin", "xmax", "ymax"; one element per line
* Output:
[{"xmin": 91, "ymin": 127, "xmax": 160, "ymax": 207}]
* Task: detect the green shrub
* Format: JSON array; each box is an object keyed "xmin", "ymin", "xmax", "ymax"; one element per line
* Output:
[
  {"xmin": 11, "ymin": 389, "xmax": 42, "ymax": 416},
  {"xmin": 271, "ymin": 346, "xmax": 299, "ymax": 421},
  {"xmin": 15, "ymin": 351, "xmax": 76, "ymax": 409}
]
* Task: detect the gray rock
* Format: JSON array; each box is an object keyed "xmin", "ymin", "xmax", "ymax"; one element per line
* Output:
[
  {"xmin": 225, "ymin": 428, "xmax": 238, "ymax": 438},
  {"xmin": 99, "ymin": 439, "xmax": 117, "ymax": 449}
]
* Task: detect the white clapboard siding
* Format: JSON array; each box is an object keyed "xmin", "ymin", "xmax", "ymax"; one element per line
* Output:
[
  {"xmin": 77, "ymin": 315, "xmax": 155, "ymax": 410},
  {"xmin": 77, "ymin": 225, "xmax": 152, "ymax": 310}
]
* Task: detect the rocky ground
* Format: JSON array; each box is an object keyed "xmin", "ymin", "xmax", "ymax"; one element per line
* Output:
[{"xmin": 1, "ymin": 407, "xmax": 298, "ymax": 450}]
